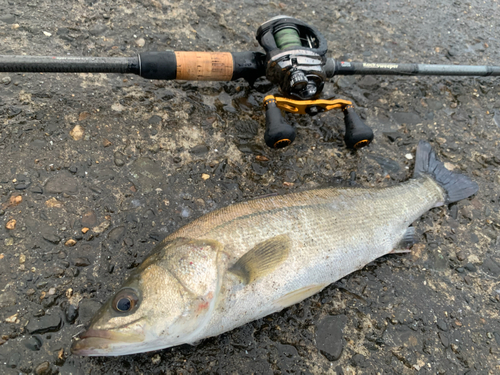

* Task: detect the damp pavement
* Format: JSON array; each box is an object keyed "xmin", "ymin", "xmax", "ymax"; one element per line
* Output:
[{"xmin": 0, "ymin": 0, "xmax": 499, "ymax": 374}]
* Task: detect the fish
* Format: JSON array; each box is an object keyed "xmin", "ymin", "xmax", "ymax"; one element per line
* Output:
[{"xmin": 71, "ymin": 141, "xmax": 478, "ymax": 356}]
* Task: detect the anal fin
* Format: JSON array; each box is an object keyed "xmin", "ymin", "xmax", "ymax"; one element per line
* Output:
[
  {"xmin": 390, "ymin": 227, "xmax": 417, "ymax": 254},
  {"xmin": 274, "ymin": 284, "xmax": 328, "ymax": 308},
  {"xmin": 228, "ymin": 234, "xmax": 291, "ymax": 284}
]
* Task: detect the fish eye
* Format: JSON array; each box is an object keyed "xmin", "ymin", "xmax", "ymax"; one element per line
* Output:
[{"xmin": 112, "ymin": 288, "xmax": 139, "ymax": 313}]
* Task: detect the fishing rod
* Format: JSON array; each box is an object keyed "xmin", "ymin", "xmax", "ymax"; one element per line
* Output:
[{"xmin": 1, "ymin": 15, "xmax": 499, "ymax": 149}]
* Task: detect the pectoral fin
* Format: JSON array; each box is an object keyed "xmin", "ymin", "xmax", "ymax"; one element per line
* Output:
[{"xmin": 228, "ymin": 234, "xmax": 291, "ymax": 284}]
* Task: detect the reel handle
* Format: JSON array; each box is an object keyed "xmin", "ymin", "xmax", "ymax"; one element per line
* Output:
[
  {"xmin": 343, "ymin": 106, "xmax": 374, "ymax": 149},
  {"xmin": 264, "ymin": 96, "xmax": 296, "ymax": 148}
]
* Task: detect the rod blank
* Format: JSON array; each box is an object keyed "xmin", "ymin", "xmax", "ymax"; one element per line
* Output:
[
  {"xmin": 331, "ymin": 60, "xmax": 500, "ymax": 77},
  {"xmin": 0, "ymin": 55, "xmax": 139, "ymax": 74}
]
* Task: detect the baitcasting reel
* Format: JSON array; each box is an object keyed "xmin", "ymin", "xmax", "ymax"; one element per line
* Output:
[
  {"xmin": 256, "ymin": 16, "xmax": 328, "ymax": 101},
  {"xmin": 256, "ymin": 16, "xmax": 373, "ymax": 149}
]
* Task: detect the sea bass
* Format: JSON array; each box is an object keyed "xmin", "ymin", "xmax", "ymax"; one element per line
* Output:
[{"xmin": 71, "ymin": 141, "xmax": 477, "ymax": 356}]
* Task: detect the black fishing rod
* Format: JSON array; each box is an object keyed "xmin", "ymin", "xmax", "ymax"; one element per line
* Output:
[{"xmin": 1, "ymin": 16, "xmax": 499, "ymax": 149}]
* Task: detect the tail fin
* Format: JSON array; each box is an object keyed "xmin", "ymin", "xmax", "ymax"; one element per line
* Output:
[{"xmin": 413, "ymin": 141, "xmax": 478, "ymax": 204}]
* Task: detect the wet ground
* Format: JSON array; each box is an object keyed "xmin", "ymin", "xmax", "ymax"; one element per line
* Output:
[{"xmin": 0, "ymin": 0, "xmax": 499, "ymax": 374}]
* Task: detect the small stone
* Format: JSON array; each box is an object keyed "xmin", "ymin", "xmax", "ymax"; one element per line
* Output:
[
  {"xmin": 4, "ymin": 238, "xmax": 14, "ymax": 246},
  {"xmin": 31, "ymin": 186, "xmax": 43, "ymax": 194},
  {"xmin": 82, "ymin": 227, "xmax": 90, "ymax": 234},
  {"xmin": 114, "ymin": 151, "xmax": 126, "ymax": 167},
  {"xmin": 148, "ymin": 143, "xmax": 160, "ymax": 153},
  {"xmin": 444, "ymin": 162, "xmax": 455, "ymax": 171},
  {"xmin": 45, "ymin": 197, "xmax": 63, "ymax": 208},
  {"xmin": 78, "ymin": 299, "xmax": 102, "ymax": 324},
  {"xmin": 0, "ymin": 14, "xmax": 16, "ymax": 24},
  {"xmin": 89, "ymin": 23, "xmax": 108, "ymax": 36},
  {"xmin": 81, "ymin": 210, "xmax": 97, "ymax": 227},
  {"xmin": 42, "ymin": 231, "xmax": 61, "ymax": 244},
  {"xmin": 357, "ymin": 75, "xmax": 379, "ymax": 90},
  {"xmin": 5, "ymin": 219, "xmax": 16, "ymax": 230},
  {"xmin": 49, "ymin": 267, "xmax": 65, "ymax": 278},
  {"xmin": 56, "ymin": 348, "xmax": 65, "ymax": 365},
  {"xmin": 136, "ymin": 37, "xmax": 146, "ymax": 47},
  {"xmin": 65, "ymin": 239, "xmax": 77, "ymax": 247},
  {"xmin": 78, "ymin": 111, "xmax": 90, "ymax": 121},
  {"xmin": 0, "ymin": 291, "xmax": 17, "ymax": 309},
  {"xmin": 14, "ymin": 182, "xmax": 30, "ymax": 190},
  {"xmin": 65, "ymin": 304, "xmax": 78, "ymax": 324},
  {"xmin": 1, "ymin": 194, "xmax": 22, "ymax": 210},
  {"xmin": 148, "ymin": 115, "xmax": 162, "ymax": 125},
  {"xmin": 7, "ymin": 352, "xmax": 20, "ymax": 368},
  {"xmin": 151, "ymin": 354, "xmax": 161, "ymax": 365},
  {"xmin": 405, "ymin": 153, "xmax": 413, "ymax": 160},
  {"xmin": 92, "ymin": 220, "xmax": 111, "ymax": 234},
  {"xmin": 190, "ymin": 144, "xmax": 209, "ymax": 155},
  {"xmin": 5, "ymin": 313, "xmax": 19, "ymax": 323},
  {"xmin": 107, "ymin": 226, "xmax": 126, "ymax": 244},
  {"xmin": 436, "ymin": 137, "xmax": 447, "ymax": 145},
  {"xmin": 24, "ymin": 335, "xmax": 42, "ymax": 351},
  {"xmin": 103, "ymin": 138, "xmax": 112, "ymax": 147},
  {"xmin": 34, "ymin": 361, "xmax": 51, "ymax": 375},
  {"xmin": 351, "ymin": 353, "xmax": 367, "ymax": 368},
  {"xmin": 19, "ymin": 254, "xmax": 26, "ymax": 264},
  {"xmin": 464, "ymin": 262, "xmax": 477, "ymax": 272},
  {"xmin": 45, "ymin": 175, "xmax": 79, "ymax": 195},
  {"xmin": 74, "ymin": 258, "xmax": 91, "ymax": 267},
  {"xmin": 26, "ymin": 314, "xmax": 62, "ymax": 334},
  {"xmin": 437, "ymin": 319, "xmax": 448, "ymax": 331},
  {"xmin": 43, "ymin": 31, "xmax": 52, "ymax": 37},
  {"xmin": 69, "ymin": 125, "xmax": 84, "ymax": 141},
  {"xmin": 2, "ymin": 76, "xmax": 12, "ymax": 85},
  {"xmin": 315, "ymin": 315, "xmax": 347, "ymax": 361},
  {"xmin": 111, "ymin": 103, "xmax": 125, "ymax": 112},
  {"xmin": 201, "ymin": 173, "xmax": 210, "ymax": 180},
  {"xmin": 483, "ymin": 257, "xmax": 500, "ymax": 276},
  {"xmin": 129, "ymin": 158, "xmax": 163, "ymax": 193}
]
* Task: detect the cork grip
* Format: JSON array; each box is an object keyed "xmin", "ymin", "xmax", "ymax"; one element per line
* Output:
[{"xmin": 175, "ymin": 52, "xmax": 233, "ymax": 81}]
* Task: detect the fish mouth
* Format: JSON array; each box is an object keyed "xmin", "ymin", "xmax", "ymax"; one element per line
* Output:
[{"xmin": 71, "ymin": 328, "xmax": 145, "ymax": 356}]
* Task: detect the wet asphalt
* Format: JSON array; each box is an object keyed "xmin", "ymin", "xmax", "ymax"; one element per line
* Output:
[{"xmin": 0, "ymin": 0, "xmax": 499, "ymax": 374}]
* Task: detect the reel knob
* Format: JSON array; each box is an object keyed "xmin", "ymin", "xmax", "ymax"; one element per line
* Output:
[
  {"xmin": 264, "ymin": 96, "xmax": 296, "ymax": 148},
  {"xmin": 343, "ymin": 106, "xmax": 374, "ymax": 149}
]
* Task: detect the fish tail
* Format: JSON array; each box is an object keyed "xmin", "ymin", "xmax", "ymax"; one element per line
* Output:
[{"xmin": 413, "ymin": 140, "xmax": 478, "ymax": 205}]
